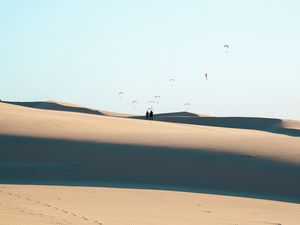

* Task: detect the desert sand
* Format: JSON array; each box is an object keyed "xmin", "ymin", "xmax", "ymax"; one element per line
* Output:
[
  {"xmin": 1, "ymin": 184, "xmax": 300, "ymax": 225},
  {"xmin": 0, "ymin": 101, "xmax": 300, "ymax": 224}
]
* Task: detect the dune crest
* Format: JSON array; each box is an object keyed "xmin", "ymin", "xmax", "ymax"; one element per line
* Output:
[
  {"xmin": 2, "ymin": 100, "xmax": 103, "ymax": 116},
  {"xmin": 3, "ymin": 100, "xmax": 300, "ymax": 137},
  {"xmin": 133, "ymin": 112, "xmax": 300, "ymax": 137}
]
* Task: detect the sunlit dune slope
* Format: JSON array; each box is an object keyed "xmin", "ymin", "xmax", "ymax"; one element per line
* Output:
[{"xmin": 1, "ymin": 184, "xmax": 300, "ymax": 225}]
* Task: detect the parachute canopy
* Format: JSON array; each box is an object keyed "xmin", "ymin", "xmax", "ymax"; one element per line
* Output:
[
  {"xmin": 168, "ymin": 78, "xmax": 175, "ymax": 87},
  {"xmin": 155, "ymin": 95, "xmax": 160, "ymax": 103},
  {"xmin": 118, "ymin": 91, "xmax": 124, "ymax": 99},
  {"xmin": 224, "ymin": 44, "xmax": 229, "ymax": 53},
  {"xmin": 184, "ymin": 103, "xmax": 191, "ymax": 111},
  {"xmin": 132, "ymin": 100, "xmax": 138, "ymax": 109}
]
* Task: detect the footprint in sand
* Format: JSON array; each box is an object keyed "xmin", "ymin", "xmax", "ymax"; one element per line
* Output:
[
  {"xmin": 82, "ymin": 216, "xmax": 88, "ymax": 220},
  {"xmin": 200, "ymin": 210, "xmax": 211, "ymax": 213},
  {"xmin": 61, "ymin": 209, "xmax": 68, "ymax": 214}
]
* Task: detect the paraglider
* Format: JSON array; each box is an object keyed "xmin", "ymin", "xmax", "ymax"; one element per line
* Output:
[
  {"xmin": 118, "ymin": 91, "xmax": 124, "ymax": 99},
  {"xmin": 184, "ymin": 103, "xmax": 190, "ymax": 111},
  {"xmin": 148, "ymin": 100, "xmax": 155, "ymax": 108},
  {"xmin": 132, "ymin": 100, "xmax": 138, "ymax": 108},
  {"xmin": 168, "ymin": 78, "xmax": 175, "ymax": 87},
  {"xmin": 224, "ymin": 44, "xmax": 229, "ymax": 53},
  {"xmin": 155, "ymin": 95, "xmax": 160, "ymax": 103}
]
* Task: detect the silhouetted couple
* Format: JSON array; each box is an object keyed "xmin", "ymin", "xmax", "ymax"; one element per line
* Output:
[{"xmin": 146, "ymin": 110, "xmax": 153, "ymax": 120}]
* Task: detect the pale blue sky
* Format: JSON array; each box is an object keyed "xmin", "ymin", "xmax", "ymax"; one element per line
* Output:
[{"xmin": 1, "ymin": 0, "xmax": 299, "ymax": 119}]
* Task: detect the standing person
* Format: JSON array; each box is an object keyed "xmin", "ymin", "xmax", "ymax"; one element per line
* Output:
[
  {"xmin": 146, "ymin": 110, "xmax": 149, "ymax": 120},
  {"xmin": 149, "ymin": 110, "xmax": 153, "ymax": 120}
]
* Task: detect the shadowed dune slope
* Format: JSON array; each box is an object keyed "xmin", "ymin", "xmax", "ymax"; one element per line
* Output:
[
  {"xmin": 2, "ymin": 100, "xmax": 136, "ymax": 118},
  {"xmin": 132, "ymin": 112, "xmax": 300, "ymax": 137},
  {"xmin": 1, "ymin": 134, "xmax": 300, "ymax": 203},
  {"xmin": 1, "ymin": 102, "xmax": 300, "ymax": 203},
  {"xmin": 2, "ymin": 100, "xmax": 103, "ymax": 116}
]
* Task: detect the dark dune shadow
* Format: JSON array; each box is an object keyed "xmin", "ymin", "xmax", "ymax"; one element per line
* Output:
[
  {"xmin": 2, "ymin": 101, "xmax": 103, "ymax": 116},
  {"xmin": 132, "ymin": 112, "xmax": 300, "ymax": 137},
  {"xmin": 150, "ymin": 112, "xmax": 200, "ymax": 117},
  {"xmin": 0, "ymin": 134, "xmax": 300, "ymax": 203},
  {"xmin": 276, "ymin": 127, "xmax": 300, "ymax": 137}
]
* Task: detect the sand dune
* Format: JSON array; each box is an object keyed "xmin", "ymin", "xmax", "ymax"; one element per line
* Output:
[
  {"xmin": 1, "ymin": 102, "xmax": 300, "ymax": 198},
  {"xmin": 2, "ymin": 100, "xmax": 103, "ymax": 116},
  {"xmin": 132, "ymin": 112, "xmax": 300, "ymax": 137},
  {"xmin": 2, "ymin": 100, "xmax": 135, "ymax": 118},
  {"xmin": 1, "ymin": 101, "xmax": 300, "ymax": 224},
  {"xmin": 6, "ymin": 100, "xmax": 299, "ymax": 136},
  {"xmin": 1, "ymin": 184, "xmax": 300, "ymax": 225}
]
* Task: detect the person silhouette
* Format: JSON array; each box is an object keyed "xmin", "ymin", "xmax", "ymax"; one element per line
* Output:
[
  {"xmin": 149, "ymin": 110, "xmax": 153, "ymax": 120},
  {"xmin": 146, "ymin": 110, "xmax": 149, "ymax": 120}
]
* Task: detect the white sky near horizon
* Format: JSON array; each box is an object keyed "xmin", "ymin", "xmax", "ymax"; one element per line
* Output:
[{"xmin": 0, "ymin": 0, "xmax": 299, "ymax": 119}]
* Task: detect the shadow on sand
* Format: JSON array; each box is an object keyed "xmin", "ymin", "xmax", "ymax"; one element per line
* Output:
[
  {"xmin": 132, "ymin": 112, "xmax": 300, "ymax": 137},
  {"xmin": 2, "ymin": 101, "xmax": 103, "ymax": 116},
  {"xmin": 1, "ymin": 134, "xmax": 300, "ymax": 203}
]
